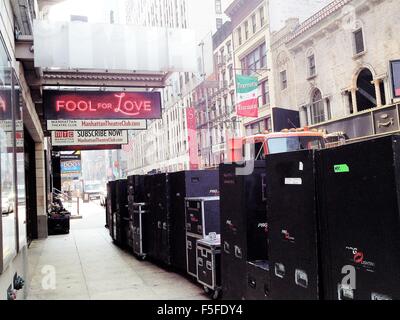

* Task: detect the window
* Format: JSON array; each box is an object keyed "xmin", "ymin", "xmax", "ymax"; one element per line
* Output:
[
  {"xmin": 353, "ymin": 28, "xmax": 365, "ymax": 55},
  {"xmin": 227, "ymin": 41, "xmax": 232, "ymax": 54},
  {"xmin": 280, "ymin": 70, "xmax": 287, "ymax": 90},
  {"xmin": 326, "ymin": 98, "xmax": 332, "ymax": 120},
  {"xmin": 216, "ymin": 18, "xmax": 223, "ymax": 30},
  {"xmin": 311, "ymin": 89, "xmax": 325, "ymax": 124},
  {"xmin": 215, "ymin": 0, "xmax": 222, "ymax": 14},
  {"xmin": 308, "ymin": 54, "xmax": 316, "ymax": 77},
  {"xmin": 259, "ymin": 7, "xmax": 265, "ymax": 27},
  {"xmin": 0, "ymin": 45, "xmax": 17, "ymax": 271},
  {"xmin": 260, "ymin": 80, "xmax": 270, "ymax": 106},
  {"xmin": 265, "ymin": 117, "xmax": 272, "ymax": 132},
  {"xmin": 240, "ymin": 42, "xmax": 267, "ymax": 75},
  {"xmin": 228, "ymin": 65, "xmax": 233, "ymax": 80},
  {"xmin": 252, "ymin": 14, "xmax": 257, "ymax": 33},
  {"xmin": 231, "ymin": 92, "xmax": 236, "ymax": 109},
  {"xmin": 244, "ymin": 21, "xmax": 249, "ymax": 40},
  {"xmin": 268, "ymin": 136, "xmax": 324, "ymax": 155},
  {"xmin": 237, "ymin": 27, "xmax": 242, "ymax": 46}
]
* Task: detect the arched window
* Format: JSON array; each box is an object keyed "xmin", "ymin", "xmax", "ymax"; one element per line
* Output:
[
  {"xmin": 356, "ymin": 68, "xmax": 377, "ymax": 111},
  {"xmin": 311, "ymin": 89, "xmax": 325, "ymax": 124}
]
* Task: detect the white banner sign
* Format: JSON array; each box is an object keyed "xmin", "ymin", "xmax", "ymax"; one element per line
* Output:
[
  {"xmin": 0, "ymin": 120, "xmax": 24, "ymax": 132},
  {"xmin": 47, "ymin": 119, "xmax": 147, "ymax": 131},
  {"xmin": 51, "ymin": 130, "xmax": 128, "ymax": 146}
]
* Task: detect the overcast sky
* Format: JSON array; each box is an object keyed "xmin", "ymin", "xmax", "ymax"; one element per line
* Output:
[{"xmin": 49, "ymin": 0, "xmax": 125, "ymax": 23}]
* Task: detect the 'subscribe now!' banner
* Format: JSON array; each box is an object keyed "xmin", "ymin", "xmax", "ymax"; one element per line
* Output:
[{"xmin": 51, "ymin": 130, "xmax": 128, "ymax": 146}]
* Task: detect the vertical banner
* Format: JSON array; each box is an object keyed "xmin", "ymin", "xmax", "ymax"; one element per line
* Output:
[
  {"xmin": 236, "ymin": 74, "xmax": 259, "ymax": 118},
  {"xmin": 391, "ymin": 60, "xmax": 400, "ymax": 98},
  {"xmin": 186, "ymin": 107, "xmax": 199, "ymax": 170}
]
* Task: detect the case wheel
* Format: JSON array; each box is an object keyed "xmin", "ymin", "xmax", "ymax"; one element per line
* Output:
[{"xmin": 211, "ymin": 289, "xmax": 221, "ymax": 300}]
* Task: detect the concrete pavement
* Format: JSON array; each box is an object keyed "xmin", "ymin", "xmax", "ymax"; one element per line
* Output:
[{"xmin": 27, "ymin": 201, "xmax": 208, "ymax": 300}]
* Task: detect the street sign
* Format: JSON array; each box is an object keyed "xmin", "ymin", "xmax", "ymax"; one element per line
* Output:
[
  {"xmin": 51, "ymin": 129, "xmax": 128, "ymax": 146},
  {"xmin": 47, "ymin": 119, "xmax": 147, "ymax": 131},
  {"xmin": 44, "ymin": 91, "xmax": 162, "ymax": 120}
]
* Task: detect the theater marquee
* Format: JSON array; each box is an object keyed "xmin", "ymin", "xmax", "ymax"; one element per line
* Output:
[{"xmin": 44, "ymin": 91, "xmax": 162, "ymax": 120}]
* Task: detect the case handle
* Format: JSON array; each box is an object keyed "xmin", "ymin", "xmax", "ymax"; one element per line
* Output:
[
  {"xmin": 223, "ymin": 241, "xmax": 230, "ymax": 254},
  {"xmin": 234, "ymin": 245, "xmax": 242, "ymax": 259}
]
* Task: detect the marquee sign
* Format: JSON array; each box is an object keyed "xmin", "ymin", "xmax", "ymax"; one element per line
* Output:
[
  {"xmin": 47, "ymin": 119, "xmax": 147, "ymax": 131},
  {"xmin": 44, "ymin": 91, "xmax": 162, "ymax": 120},
  {"xmin": 51, "ymin": 129, "xmax": 128, "ymax": 146}
]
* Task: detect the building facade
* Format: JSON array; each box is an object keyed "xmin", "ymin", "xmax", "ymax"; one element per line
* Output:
[
  {"xmin": 0, "ymin": 0, "xmax": 50, "ymax": 299},
  {"xmin": 126, "ymin": 0, "xmax": 232, "ymax": 174},
  {"xmin": 271, "ymin": 0, "xmax": 400, "ymax": 141}
]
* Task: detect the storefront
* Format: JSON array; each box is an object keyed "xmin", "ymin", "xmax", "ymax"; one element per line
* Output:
[{"xmin": 0, "ymin": 35, "xmax": 27, "ymax": 276}]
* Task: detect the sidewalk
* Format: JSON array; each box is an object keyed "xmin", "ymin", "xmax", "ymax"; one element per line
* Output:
[{"xmin": 27, "ymin": 201, "xmax": 208, "ymax": 300}]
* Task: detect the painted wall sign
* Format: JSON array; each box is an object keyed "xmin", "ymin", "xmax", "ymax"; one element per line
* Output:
[
  {"xmin": 44, "ymin": 91, "xmax": 162, "ymax": 120},
  {"xmin": 51, "ymin": 130, "xmax": 128, "ymax": 146},
  {"xmin": 47, "ymin": 119, "xmax": 147, "ymax": 131}
]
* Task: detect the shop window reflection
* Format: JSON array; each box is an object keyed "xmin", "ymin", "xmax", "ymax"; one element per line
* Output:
[{"xmin": 0, "ymin": 63, "xmax": 17, "ymax": 269}]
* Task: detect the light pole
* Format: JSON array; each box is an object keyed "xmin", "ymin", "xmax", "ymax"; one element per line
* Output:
[{"xmin": 199, "ymin": 40, "xmax": 212, "ymax": 167}]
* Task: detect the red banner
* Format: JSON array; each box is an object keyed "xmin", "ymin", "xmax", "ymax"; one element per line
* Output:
[
  {"xmin": 44, "ymin": 91, "xmax": 162, "ymax": 120},
  {"xmin": 236, "ymin": 98, "xmax": 259, "ymax": 118},
  {"xmin": 186, "ymin": 107, "xmax": 199, "ymax": 170}
]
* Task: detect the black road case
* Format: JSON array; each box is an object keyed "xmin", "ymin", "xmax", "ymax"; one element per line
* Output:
[
  {"xmin": 107, "ymin": 180, "xmax": 117, "ymax": 238},
  {"xmin": 185, "ymin": 197, "xmax": 220, "ymax": 237},
  {"xmin": 48, "ymin": 214, "xmax": 70, "ymax": 235},
  {"xmin": 197, "ymin": 236, "xmax": 221, "ymax": 299},
  {"xmin": 132, "ymin": 203, "xmax": 149, "ymax": 259},
  {"xmin": 219, "ymin": 162, "xmax": 268, "ymax": 300},
  {"xmin": 169, "ymin": 170, "xmax": 219, "ymax": 273},
  {"xmin": 246, "ymin": 261, "xmax": 270, "ymax": 300},
  {"xmin": 186, "ymin": 234, "xmax": 200, "ymax": 277},
  {"xmin": 148, "ymin": 173, "xmax": 172, "ymax": 265},
  {"xmin": 317, "ymin": 135, "xmax": 400, "ymax": 300},
  {"xmin": 266, "ymin": 150, "xmax": 320, "ymax": 300},
  {"xmin": 116, "ymin": 179, "xmax": 128, "ymax": 218}
]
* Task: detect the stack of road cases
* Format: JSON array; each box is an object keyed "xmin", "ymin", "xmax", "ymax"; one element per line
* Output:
[
  {"xmin": 185, "ymin": 196, "xmax": 220, "ymax": 277},
  {"xmin": 169, "ymin": 170, "xmax": 219, "ymax": 273},
  {"xmin": 147, "ymin": 173, "xmax": 172, "ymax": 265},
  {"xmin": 317, "ymin": 135, "xmax": 400, "ymax": 300},
  {"xmin": 196, "ymin": 234, "xmax": 221, "ymax": 299},
  {"xmin": 219, "ymin": 161, "xmax": 268, "ymax": 300}
]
